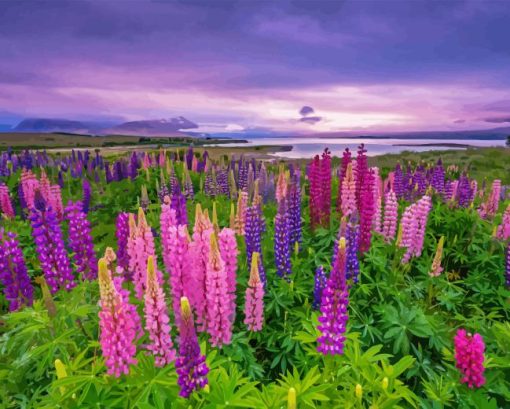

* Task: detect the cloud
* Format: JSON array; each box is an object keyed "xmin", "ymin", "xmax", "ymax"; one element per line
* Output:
[
  {"xmin": 483, "ymin": 116, "xmax": 510, "ymax": 123},
  {"xmin": 453, "ymin": 119, "xmax": 466, "ymax": 124},
  {"xmin": 299, "ymin": 106, "xmax": 315, "ymax": 116},
  {"xmin": 299, "ymin": 116, "xmax": 322, "ymax": 124}
]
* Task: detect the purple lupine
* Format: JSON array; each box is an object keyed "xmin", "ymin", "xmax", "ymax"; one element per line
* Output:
[
  {"xmin": 29, "ymin": 191, "xmax": 75, "ymax": 294},
  {"xmin": 317, "ymin": 238, "xmax": 349, "ymax": 355},
  {"xmin": 82, "ymin": 178, "xmax": 91, "ymax": 213},
  {"xmin": 431, "ymin": 159, "xmax": 445, "ymax": 193},
  {"xmin": 238, "ymin": 161, "xmax": 248, "ymax": 191},
  {"xmin": 506, "ymin": 242, "xmax": 510, "ymax": 288},
  {"xmin": 186, "ymin": 146, "xmax": 194, "ymax": 170},
  {"xmin": 65, "ymin": 201, "xmax": 98, "ymax": 281},
  {"xmin": 115, "ymin": 212, "xmax": 130, "ymax": 272},
  {"xmin": 216, "ymin": 169, "xmax": 229, "ymax": 197},
  {"xmin": 204, "ymin": 169, "xmax": 218, "ymax": 197},
  {"xmin": 0, "ymin": 230, "xmax": 34, "ymax": 311},
  {"xmin": 288, "ymin": 178, "xmax": 302, "ymax": 247},
  {"xmin": 105, "ymin": 163, "xmax": 113, "ymax": 183},
  {"xmin": 274, "ymin": 199, "xmax": 291, "ymax": 278},
  {"xmin": 244, "ymin": 205, "xmax": 266, "ymax": 285},
  {"xmin": 413, "ymin": 165, "xmax": 427, "ymax": 197},
  {"xmin": 57, "ymin": 170, "xmax": 64, "ymax": 188},
  {"xmin": 345, "ymin": 223, "xmax": 360, "ymax": 283},
  {"xmin": 129, "ymin": 152, "xmax": 139, "ymax": 180},
  {"xmin": 393, "ymin": 163, "xmax": 404, "ymax": 199},
  {"xmin": 176, "ymin": 297, "xmax": 209, "ymax": 398},
  {"xmin": 457, "ymin": 174, "xmax": 472, "ymax": 208},
  {"xmin": 313, "ymin": 265, "xmax": 327, "ymax": 310},
  {"xmin": 171, "ymin": 188, "xmax": 188, "ymax": 226}
]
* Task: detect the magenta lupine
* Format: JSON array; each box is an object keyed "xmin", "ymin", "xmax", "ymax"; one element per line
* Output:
[
  {"xmin": 340, "ymin": 163, "xmax": 356, "ymax": 217},
  {"xmin": 30, "ymin": 191, "xmax": 75, "ymax": 294},
  {"xmin": 309, "ymin": 154, "xmax": 321, "ymax": 230},
  {"xmin": 115, "ymin": 213, "xmax": 130, "ymax": 272},
  {"xmin": 244, "ymin": 252, "xmax": 264, "ymax": 331},
  {"xmin": 176, "ymin": 296, "xmax": 209, "ymax": 398},
  {"xmin": 381, "ymin": 190, "xmax": 398, "ymax": 242},
  {"xmin": 144, "ymin": 256, "xmax": 176, "ymax": 366},
  {"xmin": 354, "ymin": 144, "xmax": 368, "ymax": 203},
  {"xmin": 320, "ymin": 148, "xmax": 332, "ymax": 226},
  {"xmin": 359, "ymin": 169, "xmax": 375, "ymax": 254},
  {"xmin": 317, "ymin": 238, "xmax": 349, "ymax": 355},
  {"xmin": 454, "ymin": 329, "xmax": 486, "ymax": 388},
  {"xmin": 219, "ymin": 227, "xmax": 238, "ymax": 321},
  {"xmin": 0, "ymin": 184, "xmax": 15, "ymax": 218},
  {"xmin": 206, "ymin": 234, "xmax": 233, "ymax": 347},
  {"xmin": 65, "ymin": 201, "xmax": 98, "ymax": 280},
  {"xmin": 98, "ymin": 259, "xmax": 139, "ymax": 377},
  {"xmin": 0, "ymin": 230, "xmax": 33, "ymax": 311}
]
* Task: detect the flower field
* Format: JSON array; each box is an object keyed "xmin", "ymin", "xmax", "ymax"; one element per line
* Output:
[{"xmin": 0, "ymin": 145, "xmax": 509, "ymax": 408}]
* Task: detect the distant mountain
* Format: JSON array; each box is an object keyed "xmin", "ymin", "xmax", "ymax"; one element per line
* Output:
[
  {"xmin": 107, "ymin": 117, "xmax": 198, "ymax": 136},
  {"xmin": 14, "ymin": 118, "xmax": 92, "ymax": 133}
]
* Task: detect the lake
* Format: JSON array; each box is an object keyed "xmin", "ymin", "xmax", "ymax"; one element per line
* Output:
[{"xmin": 206, "ymin": 137, "xmax": 506, "ymax": 158}]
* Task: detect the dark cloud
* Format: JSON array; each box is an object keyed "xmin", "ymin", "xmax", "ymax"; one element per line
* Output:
[
  {"xmin": 483, "ymin": 117, "xmax": 510, "ymax": 124},
  {"xmin": 453, "ymin": 119, "xmax": 466, "ymax": 124},
  {"xmin": 299, "ymin": 116, "xmax": 322, "ymax": 124},
  {"xmin": 300, "ymin": 106, "xmax": 315, "ymax": 116}
]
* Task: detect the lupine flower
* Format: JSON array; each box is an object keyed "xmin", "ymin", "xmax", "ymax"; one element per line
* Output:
[
  {"xmin": 345, "ymin": 223, "xmax": 360, "ymax": 283},
  {"xmin": 82, "ymin": 178, "xmax": 91, "ymax": 213},
  {"xmin": 505, "ymin": 242, "xmax": 510, "ymax": 288},
  {"xmin": 372, "ymin": 168, "xmax": 383, "ymax": 233},
  {"xmin": 313, "ymin": 265, "xmax": 327, "ymax": 310},
  {"xmin": 288, "ymin": 178, "xmax": 302, "ymax": 247},
  {"xmin": 309, "ymin": 154, "xmax": 321, "ymax": 230},
  {"xmin": 336, "ymin": 148, "xmax": 352, "ymax": 211},
  {"xmin": 30, "ymin": 191, "xmax": 75, "ymax": 294},
  {"xmin": 317, "ymin": 238, "xmax": 349, "ymax": 355},
  {"xmin": 176, "ymin": 296, "xmax": 209, "ymax": 398},
  {"xmin": 393, "ymin": 163, "xmax": 404, "ymax": 199},
  {"xmin": 189, "ymin": 204, "xmax": 213, "ymax": 332},
  {"xmin": 276, "ymin": 167, "xmax": 288, "ymax": 204},
  {"xmin": 65, "ymin": 201, "xmax": 98, "ymax": 280},
  {"xmin": 206, "ymin": 234, "xmax": 233, "ymax": 347},
  {"xmin": 234, "ymin": 190, "xmax": 248, "ymax": 235},
  {"xmin": 144, "ymin": 256, "xmax": 176, "ymax": 366},
  {"xmin": 456, "ymin": 174, "xmax": 472, "ymax": 208},
  {"xmin": 0, "ymin": 184, "xmax": 15, "ymax": 219},
  {"xmin": 399, "ymin": 195, "xmax": 432, "ymax": 263},
  {"xmin": 98, "ymin": 258, "xmax": 139, "ymax": 377},
  {"xmin": 431, "ymin": 159, "xmax": 445, "ymax": 193},
  {"xmin": 274, "ymin": 199, "xmax": 291, "ymax": 278},
  {"xmin": 115, "ymin": 213, "xmax": 130, "ymax": 272},
  {"xmin": 429, "ymin": 236, "xmax": 445, "ymax": 277},
  {"xmin": 244, "ymin": 205, "xmax": 266, "ymax": 284},
  {"xmin": 0, "ymin": 230, "xmax": 33, "ymax": 311},
  {"xmin": 48, "ymin": 184, "xmax": 64, "ymax": 221},
  {"xmin": 340, "ymin": 163, "xmax": 356, "ymax": 217},
  {"xmin": 381, "ymin": 190, "xmax": 398, "ymax": 242},
  {"xmin": 219, "ymin": 227, "xmax": 238, "ymax": 321},
  {"xmin": 244, "ymin": 252, "xmax": 264, "ymax": 331},
  {"xmin": 479, "ymin": 179, "xmax": 501, "ymax": 218},
  {"xmin": 359, "ymin": 169, "xmax": 375, "ymax": 254},
  {"xmin": 497, "ymin": 203, "xmax": 510, "ymax": 240},
  {"xmin": 454, "ymin": 329, "xmax": 486, "ymax": 388}
]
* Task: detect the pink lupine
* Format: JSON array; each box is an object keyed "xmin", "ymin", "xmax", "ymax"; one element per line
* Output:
[
  {"xmin": 39, "ymin": 170, "xmax": 51, "ymax": 201},
  {"xmin": 206, "ymin": 234, "xmax": 233, "ymax": 347},
  {"xmin": 21, "ymin": 169, "xmax": 40, "ymax": 210},
  {"xmin": 399, "ymin": 203, "xmax": 419, "ymax": 263},
  {"xmin": 276, "ymin": 166, "xmax": 288, "ymax": 204},
  {"xmin": 144, "ymin": 256, "xmax": 176, "ymax": 366},
  {"xmin": 244, "ymin": 252, "xmax": 264, "ymax": 332},
  {"xmin": 219, "ymin": 227, "xmax": 238, "ymax": 323},
  {"xmin": 413, "ymin": 195, "xmax": 432, "ymax": 257},
  {"xmin": 190, "ymin": 205, "xmax": 213, "ymax": 332},
  {"xmin": 160, "ymin": 199, "xmax": 178, "ymax": 272},
  {"xmin": 0, "ymin": 184, "xmax": 15, "ymax": 218},
  {"xmin": 340, "ymin": 163, "xmax": 356, "ymax": 217},
  {"xmin": 496, "ymin": 203, "xmax": 510, "ymax": 240},
  {"xmin": 372, "ymin": 168, "xmax": 383, "ymax": 233},
  {"xmin": 166, "ymin": 224, "xmax": 191, "ymax": 326},
  {"xmin": 98, "ymin": 259, "xmax": 139, "ymax": 377},
  {"xmin": 454, "ymin": 329, "xmax": 486, "ymax": 388},
  {"xmin": 487, "ymin": 179, "xmax": 501, "ymax": 216},
  {"xmin": 48, "ymin": 185, "xmax": 64, "ymax": 220},
  {"xmin": 381, "ymin": 190, "xmax": 398, "ymax": 242},
  {"xmin": 359, "ymin": 168, "xmax": 375, "ymax": 254}
]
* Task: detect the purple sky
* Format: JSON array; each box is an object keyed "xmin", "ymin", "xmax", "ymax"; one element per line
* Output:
[{"xmin": 1, "ymin": 0, "xmax": 510, "ymax": 133}]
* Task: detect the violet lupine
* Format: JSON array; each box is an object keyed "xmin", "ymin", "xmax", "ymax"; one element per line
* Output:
[
  {"xmin": 244, "ymin": 205, "xmax": 266, "ymax": 285},
  {"xmin": 115, "ymin": 213, "xmax": 130, "ymax": 272},
  {"xmin": 381, "ymin": 190, "xmax": 398, "ymax": 242},
  {"xmin": 359, "ymin": 169, "xmax": 375, "ymax": 254},
  {"xmin": 98, "ymin": 258, "xmax": 139, "ymax": 377},
  {"xmin": 456, "ymin": 174, "xmax": 472, "ymax": 208},
  {"xmin": 171, "ymin": 188, "xmax": 188, "ymax": 226},
  {"xmin": 176, "ymin": 297, "xmax": 209, "ymax": 398},
  {"xmin": 340, "ymin": 163, "xmax": 356, "ymax": 217},
  {"xmin": 506, "ymin": 242, "xmax": 510, "ymax": 288},
  {"xmin": 82, "ymin": 178, "xmax": 91, "ymax": 213},
  {"xmin": 30, "ymin": 191, "xmax": 75, "ymax": 294},
  {"xmin": 144, "ymin": 256, "xmax": 176, "ymax": 366},
  {"xmin": 431, "ymin": 159, "xmax": 445, "ymax": 193},
  {"xmin": 309, "ymin": 154, "xmax": 322, "ymax": 230},
  {"xmin": 274, "ymin": 199, "xmax": 291, "ymax": 278},
  {"xmin": 429, "ymin": 236, "xmax": 445, "ymax": 277},
  {"xmin": 0, "ymin": 184, "xmax": 15, "ymax": 219},
  {"xmin": 317, "ymin": 238, "xmax": 349, "ymax": 355},
  {"xmin": 244, "ymin": 252, "xmax": 264, "ymax": 331},
  {"xmin": 206, "ymin": 234, "xmax": 233, "ymax": 347},
  {"xmin": 345, "ymin": 223, "xmax": 360, "ymax": 283},
  {"xmin": 65, "ymin": 201, "xmax": 98, "ymax": 280},
  {"xmin": 0, "ymin": 230, "xmax": 33, "ymax": 311},
  {"xmin": 454, "ymin": 329, "xmax": 486, "ymax": 389},
  {"xmin": 393, "ymin": 163, "xmax": 404, "ymax": 199},
  {"xmin": 313, "ymin": 265, "xmax": 327, "ymax": 310},
  {"xmin": 219, "ymin": 228, "xmax": 238, "ymax": 316}
]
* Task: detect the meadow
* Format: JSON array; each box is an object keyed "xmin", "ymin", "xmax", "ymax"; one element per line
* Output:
[{"xmin": 0, "ymin": 145, "xmax": 509, "ymax": 408}]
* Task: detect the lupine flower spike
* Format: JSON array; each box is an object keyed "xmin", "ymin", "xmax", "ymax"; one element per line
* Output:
[
  {"xmin": 454, "ymin": 329, "xmax": 486, "ymax": 388},
  {"xmin": 429, "ymin": 236, "xmax": 445, "ymax": 277},
  {"xmin": 244, "ymin": 252, "xmax": 264, "ymax": 331}
]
